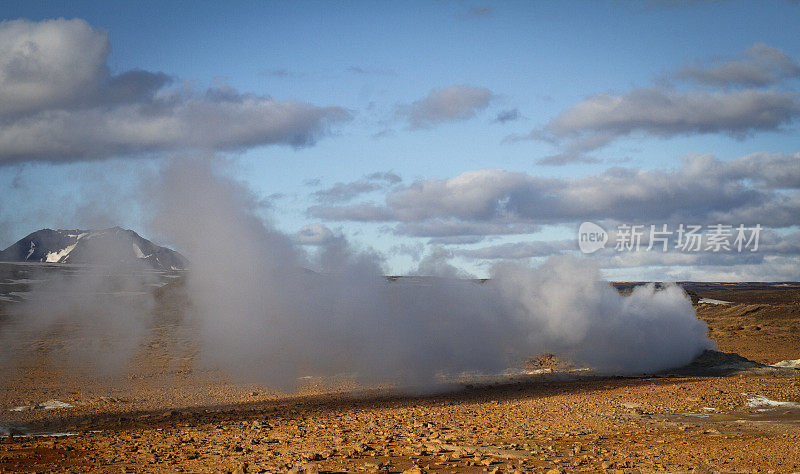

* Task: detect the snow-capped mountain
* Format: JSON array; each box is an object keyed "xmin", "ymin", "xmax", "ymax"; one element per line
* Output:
[{"xmin": 0, "ymin": 227, "xmax": 188, "ymax": 270}]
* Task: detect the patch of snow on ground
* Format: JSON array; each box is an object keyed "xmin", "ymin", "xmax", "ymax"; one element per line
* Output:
[
  {"xmin": 771, "ymin": 358, "xmax": 800, "ymax": 368},
  {"xmin": 745, "ymin": 394, "xmax": 800, "ymax": 409},
  {"xmin": 38, "ymin": 400, "xmax": 73, "ymax": 409},
  {"xmin": 24, "ymin": 431, "xmax": 79, "ymax": 438},
  {"xmin": 26, "ymin": 241, "xmax": 35, "ymax": 259},
  {"xmin": 698, "ymin": 298, "xmax": 732, "ymax": 305},
  {"xmin": 8, "ymin": 406, "xmax": 28, "ymax": 412},
  {"xmin": 45, "ymin": 243, "xmax": 77, "ymax": 263}
]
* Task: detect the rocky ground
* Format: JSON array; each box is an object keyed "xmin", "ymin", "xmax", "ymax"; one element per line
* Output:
[{"xmin": 0, "ymin": 284, "xmax": 799, "ymax": 473}]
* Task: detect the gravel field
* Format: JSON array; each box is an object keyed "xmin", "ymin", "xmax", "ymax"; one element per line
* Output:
[{"xmin": 1, "ymin": 282, "xmax": 798, "ymax": 473}]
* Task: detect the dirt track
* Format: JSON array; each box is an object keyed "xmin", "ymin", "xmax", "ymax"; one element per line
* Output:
[{"xmin": 1, "ymin": 285, "xmax": 799, "ymax": 473}]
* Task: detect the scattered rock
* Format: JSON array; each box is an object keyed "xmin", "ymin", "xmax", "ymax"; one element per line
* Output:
[
  {"xmin": 402, "ymin": 468, "xmax": 424, "ymax": 474},
  {"xmin": 288, "ymin": 462, "xmax": 319, "ymax": 474}
]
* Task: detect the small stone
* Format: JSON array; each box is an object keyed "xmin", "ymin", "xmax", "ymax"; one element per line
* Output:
[
  {"xmin": 402, "ymin": 468, "xmax": 424, "ymax": 474},
  {"xmin": 288, "ymin": 462, "xmax": 320, "ymax": 474}
]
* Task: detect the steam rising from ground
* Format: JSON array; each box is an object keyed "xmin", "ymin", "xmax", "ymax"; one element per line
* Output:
[
  {"xmin": 0, "ymin": 157, "xmax": 714, "ymax": 391},
  {"xmin": 144, "ymin": 157, "xmax": 714, "ymax": 389},
  {"xmin": 0, "ymin": 264, "xmax": 157, "ymax": 379}
]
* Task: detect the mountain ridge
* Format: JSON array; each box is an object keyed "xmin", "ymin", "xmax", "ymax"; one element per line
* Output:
[{"xmin": 0, "ymin": 227, "xmax": 187, "ymax": 271}]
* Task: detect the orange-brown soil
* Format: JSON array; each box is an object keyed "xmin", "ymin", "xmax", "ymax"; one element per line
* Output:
[{"xmin": 0, "ymin": 287, "xmax": 799, "ymax": 473}]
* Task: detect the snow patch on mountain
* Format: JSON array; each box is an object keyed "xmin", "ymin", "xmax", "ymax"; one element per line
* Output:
[
  {"xmin": 132, "ymin": 243, "xmax": 146, "ymax": 259},
  {"xmin": 45, "ymin": 243, "xmax": 77, "ymax": 263}
]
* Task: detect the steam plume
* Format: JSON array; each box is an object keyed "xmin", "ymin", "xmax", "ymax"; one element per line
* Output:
[
  {"xmin": 144, "ymin": 156, "xmax": 714, "ymax": 390},
  {"xmin": 0, "ymin": 156, "xmax": 714, "ymax": 392}
]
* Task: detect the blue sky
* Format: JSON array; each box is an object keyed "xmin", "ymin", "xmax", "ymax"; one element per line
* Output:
[{"xmin": 1, "ymin": 1, "xmax": 799, "ymax": 280}]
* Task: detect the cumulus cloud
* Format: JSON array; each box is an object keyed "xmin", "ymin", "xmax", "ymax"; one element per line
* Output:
[
  {"xmin": 657, "ymin": 258, "xmax": 800, "ymax": 282},
  {"xmin": 493, "ymin": 108, "xmax": 521, "ymax": 123},
  {"xmin": 396, "ymin": 220, "xmax": 539, "ymax": 238},
  {"xmin": 389, "ymin": 242, "xmax": 425, "ymax": 260},
  {"xmin": 313, "ymin": 171, "xmax": 401, "ymax": 203},
  {"xmin": 460, "ymin": 6, "xmax": 494, "ymax": 18},
  {"xmin": 308, "ymin": 203, "xmax": 395, "ymax": 222},
  {"xmin": 598, "ymin": 252, "xmax": 800, "ymax": 282},
  {"xmin": 427, "ymin": 235, "xmax": 488, "ymax": 245},
  {"xmin": 513, "ymin": 44, "xmax": 800, "ymax": 155},
  {"xmin": 712, "ymin": 151, "xmax": 800, "ymax": 189},
  {"xmin": 675, "ymin": 43, "xmax": 800, "ymax": 88},
  {"xmin": 295, "ymin": 223, "xmax": 337, "ymax": 246},
  {"xmin": 310, "ymin": 153, "xmax": 800, "ymax": 232},
  {"xmin": 346, "ymin": 66, "xmax": 396, "ymax": 76},
  {"xmin": 366, "ymin": 171, "xmax": 403, "ymax": 184},
  {"xmin": 456, "ymin": 240, "xmax": 573, "ymax": 260},
  {"xmin": 536, "ymin": 153, "xmax": 601, "ymax": 166},
  {"xmin": 0, "ymin": 19, "xmax": 350, "ymax": 164},
  {"xmin": 0, "ymin": 18, "xmax": 112, "ymax": 117},
  {"xmin": 412, "ymin": 246, "xmax": 473, "ymax": 278},
  {"xmin": 261, "ymin": 68, "xmax": 297, "ymax": 78},
  {"xmin": 399, "ymin": 85, "xmax": 494, "ymax": 129},
  {"xmin": 527, "ymin": 88, "xmax": 799, "ymax": 155}
]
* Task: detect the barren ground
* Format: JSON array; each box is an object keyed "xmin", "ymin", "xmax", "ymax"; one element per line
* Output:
[{"xmin": 1, "ymin": 282, "xmax": 799, "ymax": 473}]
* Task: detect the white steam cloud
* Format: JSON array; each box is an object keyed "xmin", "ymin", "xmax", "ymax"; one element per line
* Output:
[
  {"xmin": 0, "ymin": 263, "xmax": 157, "ymax": 381},
  {"xmin": 143, "ymin": 157, "xmax": 713, "ymax": 390},
  {"xmin": 0, "ymin": 156, "xmax": 714, "ymax": 392}
]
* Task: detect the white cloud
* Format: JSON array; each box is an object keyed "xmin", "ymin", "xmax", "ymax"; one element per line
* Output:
[
  {"xmin": 0, "ymin": 18, "xmax": 110, "ymax": 117},
  {"xmin": 308, "ymin": 203, "xmax": 395, "ymax": 222},
  {"xmin": 0, "ymin": 19, "xmax": 350, "ymax": 164},
  {"xmin": 295, "ymin": 224, "xmax": 336, "ymax": 246},
  {"xmin": 493, "ymin": 108, "xmax": 521, "ymax": 123},
  {"xmin": 456, "ymin": 240, "xmax": 573, "ymax": 260},
  {"xmin": 309, "ymin": 153, "xmax": 800, "ymax": 230},
  {"xmin": 511, "ymin": 44, "xmax": 800, "ymax": 156},
  {"xmin": 313, "ymin": 172, "xmax": 401, "ymax": 203},
  {"xmin": 399, "ymin": 85, "xmax": 494, "ymax": 129},
  {"xmin": 675, "ymin": 43, "xmax": 800, "ymax": 88},
  {"xmin": 534, "ymin": 88, "xmax": 799, "ymax": 154},
  {"xmin": 396, "ymin": 220, "xmax": 539, "ymax": 237}
]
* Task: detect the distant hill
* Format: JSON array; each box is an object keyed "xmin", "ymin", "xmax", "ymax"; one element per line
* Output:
[{"xmin": 0, "ymin": 227, "xmax": 187, "ymax": 271}]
